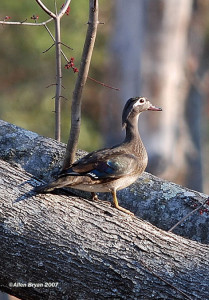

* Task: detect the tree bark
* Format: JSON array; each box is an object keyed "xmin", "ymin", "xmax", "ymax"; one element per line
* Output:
[
  {"xmin": 0, "ymin": 160, "xmax": 209, "ymax": 300},
  {"xmin": 0, "ymin": 120, "xmax": 209, "ymax": 299}
]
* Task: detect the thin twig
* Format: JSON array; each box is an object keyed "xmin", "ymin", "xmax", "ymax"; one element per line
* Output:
[
  {"xmin": 44, "ymin": 24, "xmax": 54, "ymax": 40},
  {"xmin": 52, "ymin": 95, "xmax": 67, "ymax": 100},
  {"xmin": 43, "ymin": 43, "xmax": 55, "ymax": 53},
  {"xmin": 88, "ymin": 76, "xmax": 120, "ymax": 91},
  {"xmin": 46, "ymin": 83, "xmax": 65, "ymax": 89},
  {"xmin": 0, "ymin": 18, "xmax": 53, "ymax": 26},
  {"xmin": 168, "ymin": 196, "xmax": 209, "ymax": 232},
  {"xmin": 47, "ymin": 83, "xmax": 57, "ymax": 88},
  {"xmin": 60, "ymin": 95, "xmax": 68, "ymax": 100},
  {"xmin": 35, "ymin": 0, "xmax": 56, "ymax": 18},
  {"xmin": 60, "ymin": 50, "xmax": 69, "ymax": 62},
  {"xmin": 54, "ymin": 0, "xmax": 58, "ymax": 15},
  {"xmin": 20, "ymin": 19, "xmax": 27, "ymax": 24},
  {"xmin": 140, "ymin": 260, "xmax": 193, "ymax": 300},
  {"xmin": 59, "ymin": 42, "xmax": 73, "ymax": 50}
]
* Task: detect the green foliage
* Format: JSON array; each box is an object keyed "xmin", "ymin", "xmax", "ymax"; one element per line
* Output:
[{"xmin": 0, "ymin": 0, "xmax": 108, "ymax": 151}]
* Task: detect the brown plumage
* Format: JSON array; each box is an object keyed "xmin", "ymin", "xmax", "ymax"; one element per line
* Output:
[{"xmin": 35, "ymin": 97, "xmax": 162, "ymax": 215}]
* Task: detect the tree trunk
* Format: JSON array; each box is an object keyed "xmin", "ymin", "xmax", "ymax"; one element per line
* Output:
[
  {"xmin": 62, "ymin": 0, "xmax": 99, "ymax": 169},
  {"xmin": 101, "ymin": 0, "xmax": 146, "ymax": 147},
  {"xmin": 0, "ymin": 120, "xmax": 209, "ymax": 299}
]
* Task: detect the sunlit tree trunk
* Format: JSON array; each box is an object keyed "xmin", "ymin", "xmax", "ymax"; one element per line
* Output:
[
  {"xmin": 141, "ymin": 0, "xmax": 193, "ymax": 185},
  {"xmin": 101, "ymin": 0, "xmax": 146, "ymax": 146}
]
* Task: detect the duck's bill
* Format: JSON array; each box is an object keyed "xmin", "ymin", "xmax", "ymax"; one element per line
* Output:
[{"xmin": 148, "ymin": 104, "xmax": 162, "ymax": 111}]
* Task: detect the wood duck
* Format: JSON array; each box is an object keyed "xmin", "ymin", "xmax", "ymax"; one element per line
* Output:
[{"xmin": 35, "ymin": 97, "xmax": 162, "ymax": 215}]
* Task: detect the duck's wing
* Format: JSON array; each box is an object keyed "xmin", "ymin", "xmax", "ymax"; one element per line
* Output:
[{"xmin": 59, "ymin": 151, "xmax": 138, "ymax": 180}]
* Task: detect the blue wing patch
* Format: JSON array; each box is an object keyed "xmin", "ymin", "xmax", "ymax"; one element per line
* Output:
[{"xmin": 87, "ymin": 160, "xmax": 121, "ymax": 179}]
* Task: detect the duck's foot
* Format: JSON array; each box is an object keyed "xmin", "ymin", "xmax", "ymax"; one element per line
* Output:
[
  {"xmin": 91, "ymin": 192, "xmax": 99, "ymax": 201},
  {"xmin": 114, "ymin": 204, "xmax": 134, "ymax": 216},
  {"xmin": 111, "ymin": 189, "xmax": 134, "ymax": 216}
]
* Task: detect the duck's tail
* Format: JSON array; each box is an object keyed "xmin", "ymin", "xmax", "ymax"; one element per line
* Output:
[{"xmin": 34, "ymin": 177, "xmax": 69, "ymax": 193}]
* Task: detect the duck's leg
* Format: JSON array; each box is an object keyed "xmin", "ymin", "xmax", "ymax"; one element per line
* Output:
[
  {"xmin": 111, "ymin": 188, "xmax": 134, "ymax": 216},
  {"xmin": 91, "ymin": 192, "xmax": 98, "ymax": 201}
]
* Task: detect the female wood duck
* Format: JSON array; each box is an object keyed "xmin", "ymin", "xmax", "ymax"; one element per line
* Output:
[{"xmin": 35, "ymin": 97, "xmax": 162, "ymax": 215}]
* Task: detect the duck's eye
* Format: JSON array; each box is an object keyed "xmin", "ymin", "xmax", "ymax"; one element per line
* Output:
[{"xmin": 139, "ymin": 98, "xmax": 145, "ymax": 103}]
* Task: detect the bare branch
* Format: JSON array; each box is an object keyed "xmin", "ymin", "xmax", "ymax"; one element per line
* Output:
[
  {"xmin": 44, "ymin": 23, "xmax": 55, "ymax": 39},
  {"xmin": 54, "ymin": 0, "xmax": 58, "ymax": 15},
  {"xmin": 60, "ymin": 42, "xmax": 73, "ymax": 50},
  {"xmin": 46, "ymin": 83, "xmax": 65, "ymax": 89},
  {"xmin": 35, "ymin": 0, "xmax": 56, "ymax": 18},
  {"xmin": 54, "ymin": 17, "xmax": 62, "ymax": 141},
  {"xmin": 60, "ymin": 95, "xmax": 68, "ymax": 100},
  {"xmin": 88, "ymin": 75, "xmax": 120, "ymax": 91},
  {"xmin": 62, "ymin": 0, "xmax": 99, "ymax": 169},
  {"xmin": 20, "ymin": 18, "xmax": 27, "ymax": 23},
  {"xmin": 0, "ymin": 18, "xmax": 53, "ymax": 26},
  {"xmin": 42, "ymin": 43, "xmax": 55, "ymax": 53},
  {"xmin": 168, "ymin": 196, "xmax": 209, "ymax": 232}
]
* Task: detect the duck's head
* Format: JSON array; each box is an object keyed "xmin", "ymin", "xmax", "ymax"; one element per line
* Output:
[{"xmin": 122, "ymin": 96, "xmax": 162, "ymax": 128}]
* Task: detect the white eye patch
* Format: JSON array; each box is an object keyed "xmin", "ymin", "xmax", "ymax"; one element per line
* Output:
[{"xmin": 133, "ymin": 97, "xmax": 146, "ymax": 107}]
